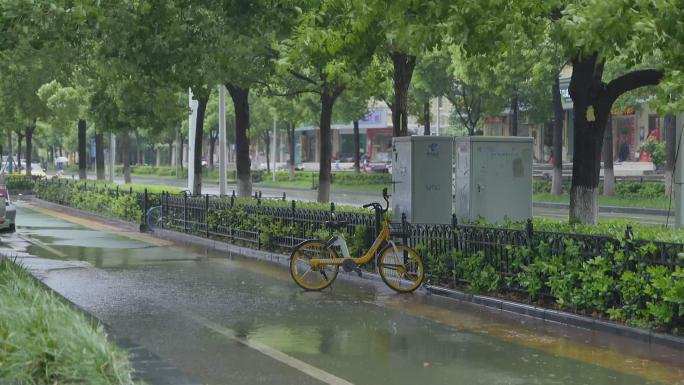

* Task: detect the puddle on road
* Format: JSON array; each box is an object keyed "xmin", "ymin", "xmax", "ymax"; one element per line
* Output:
[{"xmin": 17, "ymin": 205, "xmax": 684, "ymax": 385}]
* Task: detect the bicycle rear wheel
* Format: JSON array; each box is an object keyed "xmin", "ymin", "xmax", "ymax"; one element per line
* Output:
[
  {"xmin": 145, "ymin": 206, "xmax": 162, "ymax": 230},
  {"xmin": 377, "ymin": 244, "xmax": 424, "ymax": 293},
  {"xmin": 290, "ymin": 240, "xmax": 339, "ymax": 291}
]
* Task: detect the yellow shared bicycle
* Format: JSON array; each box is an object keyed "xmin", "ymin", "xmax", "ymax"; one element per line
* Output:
[{"xmin": 289, "ymin": 188, "xmax": 424, "ymax": 293}]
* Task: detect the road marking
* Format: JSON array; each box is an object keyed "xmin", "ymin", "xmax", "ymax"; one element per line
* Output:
[
  {"xmin": 183, "ymin": 312, "xmax": 354, "ymax": 385},
  {"xmin": 17, "ymin": 202, "xmax": 173, "ymax": 247},
  {"xmin": 18, "ymin": 233, "xmax": 67, "ymax": 258}
]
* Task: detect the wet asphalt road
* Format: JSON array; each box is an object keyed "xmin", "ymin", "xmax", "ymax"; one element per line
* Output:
[{"xmin": 12, "ymin": 204, "xmax": 684, "ymax": 385}]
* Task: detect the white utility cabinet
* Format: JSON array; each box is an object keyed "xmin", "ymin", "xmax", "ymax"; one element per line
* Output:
[
  {"xmin": 453, "ymin": 137, "xmax": 533, "ymax": 223},
  {"xmin": 391, "ymin": 136, "xmax": 453, "ymax": 224}
]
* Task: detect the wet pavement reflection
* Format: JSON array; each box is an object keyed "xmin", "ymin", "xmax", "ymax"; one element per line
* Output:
[{"xmin": 15, "ymin": 205, "xmax": 684, "ymax": 385}]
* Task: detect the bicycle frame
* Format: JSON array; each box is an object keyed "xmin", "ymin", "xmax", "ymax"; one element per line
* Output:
[{"xmin": 311, "ymin": 220, "xmax": 393, "ymax": 266}]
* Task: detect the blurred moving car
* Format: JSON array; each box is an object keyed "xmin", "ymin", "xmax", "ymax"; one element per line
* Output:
[{"xmin": 363, "ymin": 152, "xmax": 392, "ymax": 173}]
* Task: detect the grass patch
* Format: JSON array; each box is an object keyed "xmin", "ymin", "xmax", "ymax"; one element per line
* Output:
[
  {"xmin": 533, "ymin": 193, "xmax": 672, "ymax": 210},
  {"xmin": 256, "ymin": 179, "xmax": 389, "ymax": 193},
  {"xmin": 0, "ymin": 258, "xmax": 134, "ymax": 384}
]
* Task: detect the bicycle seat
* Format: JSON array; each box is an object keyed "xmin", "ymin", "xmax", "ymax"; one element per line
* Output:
[{"xmin": 325, "ymin": 220, "xmax": 348, "ymax": 229}]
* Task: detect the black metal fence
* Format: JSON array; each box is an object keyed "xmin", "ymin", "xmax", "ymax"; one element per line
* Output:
[{"xmin": 158, "ymin": 191, "xmax": 376, "ymax": 251}]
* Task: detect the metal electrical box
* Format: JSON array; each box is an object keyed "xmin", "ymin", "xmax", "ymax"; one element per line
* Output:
[
  {"xmin": 453, "ymin": 137, "xmax": 533, "ymax": 223},
  {"xmin": 391, "ymin": 136, "xmax": 453, "ymax": 224}
]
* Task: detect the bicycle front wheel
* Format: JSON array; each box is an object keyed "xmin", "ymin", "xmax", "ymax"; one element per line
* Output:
[
  {"xmin": 290, "ymin": 240, "xmax": 339, "ymax": 291},
  {"xmin": 378, "ymin": 244, "xmax": 424, "ymax": 293}
]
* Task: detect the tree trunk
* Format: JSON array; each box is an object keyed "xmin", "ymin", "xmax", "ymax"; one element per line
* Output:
[
  {"xmin": 122, "ymin": 131, "xmax": 131, "ymax": 183},
  {"xmin": 156, "ymin": 146, "xmax": 161, "ymax": 167},
  {"xmin": 603, "ymin": 115, "xmax": 615, "ymax": 195},
  {"xmin": 95, "ymin": 132, "xmax": 105, "ymax": 180},
  {"xmin": 25, "ymin": 123, "xmax": 34, "ymax": 176},
  {"xmin": 391, "ymin": 52, "xmax": 416, "ymax": 137},
  {"xmin": 16, "ymin": 131, "xmax": 23, "ymax": 169},
  {"xmin": 78, "ymin": 119, "xmax": 87, "ymax": 179},
  {"xmin": 136, "ymin": 132, "xmax": 142, "ymax": 165},
  {"xmin": 192, "ymin": 96, "xmax": 208, "ymax": 195},
  {"xmin": 318, "ymin": 88, "xmax": 343, "ymax": 203},
  {"xmin": 209, "ymin": 136, "xmax": 216, "ymax": 170},
  {"xmin": 665, "ymin": 113, "xmax": 677, "ymax": 198},
  {"xmin": 568, "ymin": 53, "xmax": 663, "ymax": 224},
  {"xmin": 353, "ymin": 119, "xmax": 360, "ymax": 173},
  {"xmin": 178, "ymin": 132, "xmax": 184, "ymax": 171},
  {"xmin": 423, "ymin": 100, "xmax": 431, "ymax": 136},
  {"xmin": 168, "ymin": 141, "xmax": 173, "ymax": 166},
  {"xmin": 509, "ymin": 94, "xmax": 519, "ymax": 136},
  {"xmin": 551, "ymin": 77, "xmax": 564, "ymax": 195},
  {"xmin": 226, "ymin": 84, "xmax": 252, "ymax": 197},
  {"xmin": 288, "ymin": 123, "xmax": 296, "ymax": 180},
  {"xmin": 6, "ymin": 130, "xmax": 10, "ymax": 160}
]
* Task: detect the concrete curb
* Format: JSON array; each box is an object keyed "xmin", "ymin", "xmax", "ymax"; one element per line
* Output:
[
  {"xmin": 423, "ymin": 285, "xmax": 683, "ymax": 351},
  {"xmin": 533, "ymin": 201, "xmax": 673, "ymax": 216},
  {"xmin": 22, "ymin": 198, "xmax": 684, "ymax": 351}
]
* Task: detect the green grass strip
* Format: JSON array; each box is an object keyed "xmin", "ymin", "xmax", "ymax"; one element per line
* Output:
[{"xmin": 0, "ymin": 259, "xmax": 134, "ymax": 384}]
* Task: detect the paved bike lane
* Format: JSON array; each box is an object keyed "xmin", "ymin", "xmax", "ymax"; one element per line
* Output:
[{"xmin": 7, "ymin": 202, "xmax": 684, "ymax": 385}]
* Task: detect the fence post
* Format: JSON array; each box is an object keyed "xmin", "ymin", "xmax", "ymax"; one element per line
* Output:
[
  {"xmin": 256, "ymin": 196, "xmax": 261, "ymax": 249},
  {"xmin": 282, "ymin": 192, "xmax": 286, "ymax": 201},
  {"xmin": 401, "ymin": 213, "xmax": 408, "ymax": 248},
  {"xmin": 161, "ymin": 191, "xmax": 166, "ymax": 230},
  {"xmin": 143, "ymin": 188, "xmax": 148, "ymax": 226},
  {"xmin": 526, "ymin": 218, "xmax": 534, "ymax": 242},
  {"xmin": 183, "ymin": 191, "xmax": 188, "ymax": 233},
  {"xmin": 291, "ymin": 199, "xmax": 296, "ymax": 243},
  {"xmin": 451, "ymin": 213, "xmax": 457, "ymax": 248},
  {"xmin": 205, "ymin": 194, "xmax": 210, "ymax": 238},
  {"xmin": 623, "ymin": 224, "xmax": 634, "ymax": 259},
  {"xmin": 624, "ymin": 224, "xmax": 634, "ymax": 241}
]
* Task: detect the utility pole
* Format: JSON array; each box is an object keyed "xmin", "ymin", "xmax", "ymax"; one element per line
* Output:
[
  {"xmin": 188, "ymin": 88, "xmax": 198, "ymax": 193},
  {"xmin": 218, "ymin": 85, "xmax": 227, "ymax": 195}
]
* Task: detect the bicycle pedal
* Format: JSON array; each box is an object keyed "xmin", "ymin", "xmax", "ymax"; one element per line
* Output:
[{"xmin": 354, "ymin": 268, "xmax": 362, "ymax": 277}]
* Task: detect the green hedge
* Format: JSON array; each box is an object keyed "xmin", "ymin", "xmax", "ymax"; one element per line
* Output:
[
  {"xmin": 422, "ymin": 240, "xmax": 684, "ymax": 334},
  {"xmin": 251, "ymin": 170, "xmax": 390, "ymax": 185},
  {"xmin": 35, "ymin": 180, "xmax": 143, "ymax": 222},
  {"xmin": 534, "ymin": 178, "xmax": 667, "ymax": 199},
  {"xmin": 0, "ymin": 259, "xmax": 134, "ymax": 384},
  {"xmin": 4, "ymin": 174, "xmax": 38, "ymax": 191}
]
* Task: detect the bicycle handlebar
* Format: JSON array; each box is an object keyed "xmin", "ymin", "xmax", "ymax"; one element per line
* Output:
[{"xmin": 364, "ymin": 188, "xmax": 390, "ymax": 214}]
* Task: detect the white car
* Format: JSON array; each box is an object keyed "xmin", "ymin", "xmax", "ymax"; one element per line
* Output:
[{"xmin": 0, "ymin": 186, "xmax": 13, "ymax": 232}]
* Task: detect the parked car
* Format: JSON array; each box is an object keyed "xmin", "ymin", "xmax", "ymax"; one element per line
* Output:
[{"xmin": 0, "ymin": 183, "xmax": 16, "ymax": 232}]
